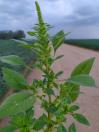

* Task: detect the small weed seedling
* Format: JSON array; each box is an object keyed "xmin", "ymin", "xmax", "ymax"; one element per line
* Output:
[{"xmin": 0, "ymin": 1, "xmax": 95, "ymax": 132}]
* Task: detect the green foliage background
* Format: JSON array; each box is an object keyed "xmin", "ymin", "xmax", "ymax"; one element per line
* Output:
[{"xmin": 0, "ymin": 39, "xmax": 36, "ymax": 97}]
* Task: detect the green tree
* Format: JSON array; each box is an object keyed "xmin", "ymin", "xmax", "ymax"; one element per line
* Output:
[{"xmin": 13, "ymin": 30, "xmax": 25, "ymax": 39}]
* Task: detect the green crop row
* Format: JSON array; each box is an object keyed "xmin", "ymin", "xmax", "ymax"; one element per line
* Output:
[{"xmin": 65, "ymin": 39, "xmax": 99, "ymax": 51}]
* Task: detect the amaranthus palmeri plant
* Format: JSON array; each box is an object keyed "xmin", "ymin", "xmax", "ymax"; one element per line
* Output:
[{"xmin": 0, "ymin": 1, "xmax": 95, "ymax": 132}]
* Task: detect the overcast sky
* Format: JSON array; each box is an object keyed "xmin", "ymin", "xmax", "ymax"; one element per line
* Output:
[{"xmin": 0, "ymin": 0, "xmax": 99, "ymax": 38}]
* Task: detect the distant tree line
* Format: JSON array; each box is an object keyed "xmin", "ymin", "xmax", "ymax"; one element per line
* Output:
[{"xmin": 0, "ymin": 30, "xmax": 26, "ymax": 40}]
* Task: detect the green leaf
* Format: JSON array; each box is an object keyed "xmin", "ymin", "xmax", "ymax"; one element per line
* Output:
[
  {"xmin": 54, "ymin": 55, "xmax": 64, "ymax": 61},
  {"xmin": 67, "ymin": 74, "xmax": 95, "ymax": 87},
  {"xmin": 60, "ymin": 83, "xmax": 80, "ymax": 102},
  {"xmin": 47, "ymin": 104, "xmax": 57, "ymax": 113},
  {"xmin": 71, "ymin": 57, "xmax": 95, "ymax": 76},
  {"xmin": 15, "ymin": 40, "xmax": 33, "ymax": 49},
  {"xmin": 63, "ymin": 58, "xmax": 95, "ymax": 102},
  {"xmin": 68, "ymin": 123, "xmax": 77, "ymax": 132},
  {"xmin": 12, "ymin": 113, "xmax": 27, "ymax": 128},
  {"xmin": 0, "ymin": 124, "xmax": 16, "ymax": 132},
  {"xmin": 46, "ymin": 88, "xmax": 54, "ymax": 95},
  {"xmin": 60, "ymin": 96, "xmax": 72, "ymax": 105},
  {"xmin": 52, "ymin": 30, "xmax": 65, "ymax": 51},
  {"xmin": 20, "ymin": 127, "xmax": 30, "ymax": 132},
  {"xmin": 11, "ymin": 109, "xmax": 34, "ymax": 128},
  {"xmin": 56, "ymin": 71, "xmax": 64, "ymax": 78},
  {"xmin": 64, "ymin": 58, "xmax": 95, "ymax": 102},
  {"xmin": 27, "ymin": 31, "xmax": 36, "ymax": 36},
  {"xmin": 73, "ymin": 113, "xmax": 90, "ymax": 126},
  {"xmin": 33, "ymin": 114, "xmax": 47, "ymax": 130},
  {"xmin": 0, "ymin": 92, "xmax": 35, "ymax": 119},
  {"xmin": 0, "ymin": 55, "xmax": 25, "ymax": 66},
  {"xmin": 3, "ymin": 68, "xmax": 28, "ymax": 89},
  {"xmin": 57, "ymin": 125, "xmax": 67, "ymax": 132},
  {"xmin": 69, "ymin": 105, "xmax": 80, "ymax": 112}
]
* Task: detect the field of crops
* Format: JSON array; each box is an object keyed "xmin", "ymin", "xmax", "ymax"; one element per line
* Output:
[
  {"xmin": 65, "ymin": 39, "xmax": 99, "ymax": 51},
  {"xmin": 0, "ymin": 39, "xmax": 36, "ymax": 97}
]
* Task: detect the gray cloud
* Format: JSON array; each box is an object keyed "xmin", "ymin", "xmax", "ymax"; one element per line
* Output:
[
  {"xmin": 0, "ymin": 0, "xmax": 35, "ymax": 30},
  {"xmin": 0, "ymin": 0, "xmax": 99, "ymax": 38}
]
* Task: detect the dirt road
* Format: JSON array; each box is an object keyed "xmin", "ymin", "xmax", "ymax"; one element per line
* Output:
[{"xmin": 28, "ymin": 44, "xmax": 99, "ymax": 132}]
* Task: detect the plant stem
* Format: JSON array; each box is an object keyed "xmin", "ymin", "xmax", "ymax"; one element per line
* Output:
[
  {"xmin": 45, "ymin": 59, "xmax": 52, "ymax": 131},
  {"xmin": 48, "ymin": 95, "xmax": 51, "ymax": 119}
]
